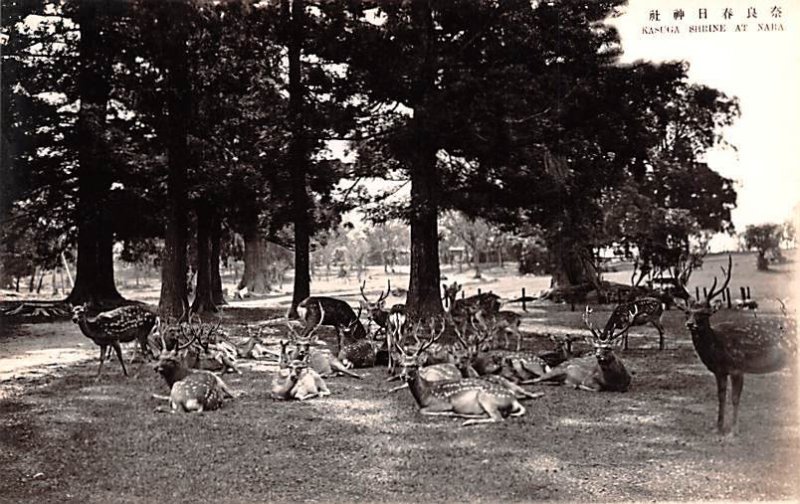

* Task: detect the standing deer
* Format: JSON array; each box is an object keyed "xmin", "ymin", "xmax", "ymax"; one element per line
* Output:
[
  {"xmin": 71, "ymin": 303, "xmax": 159, "ymax": 378},
  {"xmin": 395, "ymin": 319, "xmax": 526, "ymax": 426},
  {"xmin": 295, "ymin": 296, "xmax": 368, "ymax": 350},
  {"xmin": 679, "ymin": 256, "xmax": 797, "ymax": 435},
  {"xmin": 604, "ymin": 297, "xmax": 665, "ymax": 350},
  {"xmin": 523, "ymin": 306, "xmax": 635, "ymax": 392},
  {"xmin": 359, "ymin": 280, "xmax": 407, "ymax": 370}
]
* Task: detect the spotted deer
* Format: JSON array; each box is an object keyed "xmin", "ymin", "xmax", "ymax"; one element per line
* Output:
[
  {"xmin": 395, "ymin": 319, "xmax": 526, "ymax": 426},
  {"xmin": 678, "ymin": 256, "xmax": 797, "ymax": 435},
  {"xmin": 152, "ymin": 331, "xmax": 237, "ymax": 413},
  {"xmin": 523, "ymin": 306, "xmax": 635, "ymax": 392},
  {"xmin": 604, "ymin": 297, "xmax": 665, "ymax": 350}
]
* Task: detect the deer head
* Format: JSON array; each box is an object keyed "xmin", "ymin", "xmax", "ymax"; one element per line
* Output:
[
  {"xmin": 442, "ymin": 282, "xmax": 462, "ymax": 308},
  {"xmin": 679, "ymin": 255, "xmax": 733, "ymax": 329},
  {"xmin": 452, "ymin": 313, "xmax": 496, "ymax": 364},
  {"xmin": 360, "ymin": 279, "xmax": 391, "ymax": 316},
  {"xmin": 583, "ymin": 305, "xmax": 637, "ymax": 362},
  {"xmin": 394, "ymin": 317, "xmax": 447, "ymax": 380}
]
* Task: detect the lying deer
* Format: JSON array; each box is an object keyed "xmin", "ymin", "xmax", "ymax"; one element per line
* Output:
[
  {"xmin": 271, "ymin": 360, "xmax": 331, "ymax": 401},
  {"xmin": 522, "ymin": 306, "xmax": 635, "ymax": 392},
  {"xmin": 283, "ymin": 319, "xmax": 362, "ymax": 379},
  {"xmin": 152, "ymin": 332, "xmax": 238, "ymax": 413},
  {"xmin": 678, "ymin": 256, "xmax": 797, "ymax": 435},
  {"xmin": 395, "ymin": 319, "xmax": 526, "ymax": 426},
  {"xmin": 386, "ymin": 319, "xmax": 464, "ymax": 393},
  {"xmin": 452, "ymin": 316, "xmax": 543, "ymax": 401}
]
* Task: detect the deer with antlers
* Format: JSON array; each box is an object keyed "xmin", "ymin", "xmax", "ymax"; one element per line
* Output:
[
  {"xmin": 451, "ymin": 316, "xmax": 544, "ymax": 401},
  {"xmin": 394, "ymin": 317, "xmax": 527, "ymax": 426},
  {"xmin": 677, "ymin": 256, "xmax": 797, "ymax": 435},
  {"xmin": 523, "ymin": 306, "xmax": 635, "ymax": 392},
  {"xmin": 360, "ymin": 280, "xmax": 407, "ymax": 370},
  {"xmin": 283, "ymin": 313, "xmax": 362, "ymax": 379},
  {"xmin": 152, "ymin": 329, "xmax": 238, "ymax": 413}
]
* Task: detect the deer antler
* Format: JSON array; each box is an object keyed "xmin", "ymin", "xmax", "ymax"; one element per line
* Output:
[
  {"xmin": 416, "ymin": 317, "xmax": 446, "ymax": 356},
  {"xmin": 582, "ymin": 306, "xmax": 602, "ymax": 340},
  {"xmin": 360, "ymin": 280, "xmax": 391, "ymax": 305},
  {"xmin": 176, "ymin": 323, "xmax": 200, "ymax": 351},
  {"xmin": 706, "ymin": 255, "xmax": 733, "ymax": 303},
  {"xmin": 309, "ymin": 302, "xmax": 325, "ymax": 342}
]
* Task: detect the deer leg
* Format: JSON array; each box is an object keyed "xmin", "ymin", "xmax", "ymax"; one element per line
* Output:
[
  {"xmin": 213, "ymin": 375, "xmax": 237, "ymax": 399},
  {"xmin": 715, "ymin": 373, "xmax": 728, "ymax": 434},
  {"xmin": 623, "ymin": 329, "xmax": 630, "ymax": 350},
  {"xmin": 514, "ymin": 327, "xmax": 522, "ymax": 352},
  {"xmin": 462, "ymin": 395, "xmax": 505, "ymax": 426},
  {"xmin": 653, "ymin": 321, "xmax": 665, "ymax": 350},
  {"xmin": 96, "ymin": 345, "xmax": 108, "ymax": 378},
  {"xmin": 729, "ymin": 374, "xmax": 744, "ymax": 436},
  {"xmin": 111, "ymin": 341, "xmax": 129, "ymax": 376}
]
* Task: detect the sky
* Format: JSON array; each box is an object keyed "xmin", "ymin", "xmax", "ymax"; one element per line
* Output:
[{"xmin": 610, "ymin": 0, "xmax": 800, "ymax": 248}]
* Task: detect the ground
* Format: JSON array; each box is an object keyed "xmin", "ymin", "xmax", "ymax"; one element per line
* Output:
[{"xmin": 0, "ymin": 253, "xmax": 798, "ymax": 503}]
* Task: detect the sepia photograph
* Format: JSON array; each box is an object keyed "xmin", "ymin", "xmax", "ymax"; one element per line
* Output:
[{"xmin": 1, "ymin": 0, "xmax": 798, "ymax": 502}]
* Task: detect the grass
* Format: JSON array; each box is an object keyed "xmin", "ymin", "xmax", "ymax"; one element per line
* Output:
[{"xmin": 1, "ymin": 251, "xmax": 798, "ymax": 503}]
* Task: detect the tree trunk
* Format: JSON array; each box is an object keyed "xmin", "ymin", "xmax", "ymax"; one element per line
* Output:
[
  {"xmin": 28, "ymin": 267, "xmax": 36, "ymax": 293},
  {"xmin": 210, "ymin": 210, "xmax": 225, "ymax": 305},
  {"xmin": 286, "ymin": 0, "xmax": 311, "ymax": 319},
  {"xmin": 405, "ymin": 1, "xmax": 443, "ymax": 320},
  {"xmin": 238, "ymin": 222, "xmax": 272, "ymax": 293},
  {"xmin": 547, "ymin": 236, "xmax": 599, "ymax": 289},
  {"xmin": 191, "ymin": 202, "xmax": 217, "ymax": 313},
  {"xmin": 756, "ymin": 252, "xmax": 769, "ymax": 271},
  {"xmin": 158, "ymin": 8, "xmax": 190, "ymax": 320},
  {"xmin": 66, "ymin": 0, "xmax": 122, "ymax": 306}
]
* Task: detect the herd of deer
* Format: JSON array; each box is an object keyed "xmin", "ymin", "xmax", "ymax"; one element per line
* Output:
[{"xmin": 69, "ymin": 256, "xmax": 796, "ymax": 435}]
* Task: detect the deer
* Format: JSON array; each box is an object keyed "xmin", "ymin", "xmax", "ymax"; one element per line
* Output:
[
  {"xmin": 536, "ymin": 333, "xmax": 587, "ymax": 368},
  {"xmin": 295, "ymin": 295, "xmax": 368, "ymax": 352},
  {"xmin": 152, "ymin": 330, "xmax": 238, "ymax": 413},
  {"xmin": 283, "ymin": 314, "xmax": 362, "ymax": 379},
  {"xmin": 522, "ymin": 306, "xmax": 635, "ymax": 392},
  {"xmin": 271, "ymin": 359, "xmax": 331, "ymax": 401},
  {"xmin": 451, "ymin": 315, "xmax": 544, "ymax": 400},
  {"xmin": 677, "ymin": 255, "xmax": 797, "ymax": 436},
  {"xmin": 360, "ymin": 280, "xmax": 407, "ymax": 370},
  {"xmin": 603, "ymin": 297, "xmax": 665, "ymax": 350},
  {"xmin": 386, "ymin": 319, "xmax": 464, "ymax": 393},
  {"xmin": 71, "ymin": 303, "xmax": 159, "ymax": 379},
  {"xmin": 394, "ymin": 318, "xmax": 527, "ymax": 426}
]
